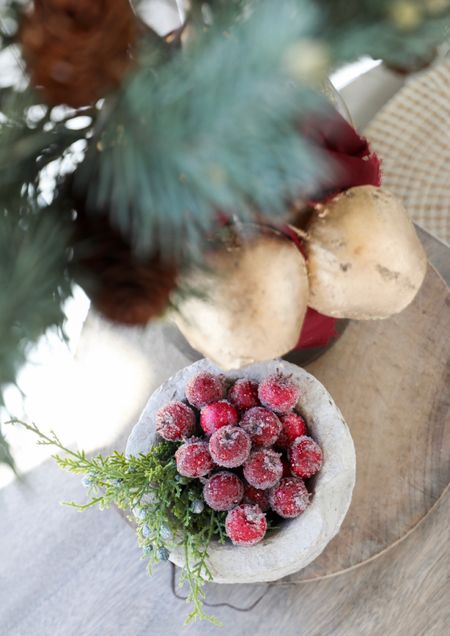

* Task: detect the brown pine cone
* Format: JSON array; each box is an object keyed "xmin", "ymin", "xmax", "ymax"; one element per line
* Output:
[
  {"xmin": 20, "ymin": 0, "xmax": 138, "ymax": 107},
  {"xmin": 70, "ymin": 196, "xmax": 178, "ymax": 326}
]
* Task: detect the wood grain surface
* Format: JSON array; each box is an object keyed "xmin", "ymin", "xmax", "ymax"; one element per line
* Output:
[
  {"xmin": 0, "ymin": 456, "xmax": 448, "ymax": 636},
  {"xmin": 294, "ymin": 263, "xmax": 450, "ymax": 579},
  {"xmin": 0, "ymin": 231, "xmax": 448, "ymax": 636},
  {"xmin": 117, "ymin": 261, "xmax": 450, "ymax": 582},
  {"xmin": 2, "ymin": 64, "xmax": 449, "ymax": 635}
]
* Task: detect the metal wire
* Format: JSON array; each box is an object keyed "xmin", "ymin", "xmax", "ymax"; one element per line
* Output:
[{"xmin": 170, "ymin": 563, "xmax": 274, "ymax": 612}]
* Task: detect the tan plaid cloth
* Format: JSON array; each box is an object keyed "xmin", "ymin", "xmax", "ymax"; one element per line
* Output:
[{"xmin": 365, "ymin": 60, "xmax": 450, "ymax": 246}]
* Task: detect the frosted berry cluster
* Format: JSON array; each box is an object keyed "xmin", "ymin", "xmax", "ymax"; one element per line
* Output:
[{"xmin": 154, "ymin": 370, "xmax": 323, "ymax": 546}]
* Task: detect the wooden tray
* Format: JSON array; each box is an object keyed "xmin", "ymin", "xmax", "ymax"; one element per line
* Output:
[{"xmin": 290, "ymin": 263, "xmax": 450, "ymax": 581}]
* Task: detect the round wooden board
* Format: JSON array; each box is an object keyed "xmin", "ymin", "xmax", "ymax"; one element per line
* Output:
[
  {"xmin": 289, "ymin": 263, "xmax": 450, "ymax": 581},
  {"xmin": 78, "ymin": 261, "xmax": 449, "ymax": 584}
]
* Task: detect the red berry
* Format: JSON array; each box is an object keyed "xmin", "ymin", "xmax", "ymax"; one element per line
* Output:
[
  {"xmin": 200, "ymin": 400, "xmax": 238, "ymax": 435},
  {"xmin": 290, "ymin": 436, "xmax": 323, "ymax": 479},
  {"xmin": 243, "ymin": 484, "xmax": 270, "ymax": 512},
  {"xmin": 243, "ymin": 448, "xmax": 283, "ymax": 489},
  {"xmin": 175, "ymin": 439, "xmax": 214, "ymax": 477},
  {"xmin": 228, "ymin": 379, "xmax": 260, "ymax": 411},
  {"xmin": 240, "ymin": 407, "xmax": 282, "ymax": 447},
  {"xmin": 155, "ymin": 401, "xmax": 196, "ymax": 441},
  {"xmin": 269, "ymin": 477, "xmax": 310, "ymax": 518},
  {"xmin": 225, "ymin": 504, "xmax": 267, "ymax": 546},
  {"xmin": 185, "ymin": 371, "xmax": 225, "ymax": 409},
  {"xmin": 258, "ymin": 373, "xmax": 300, "ymax": 414},
  {"xmin": 276, "ymin": 412, "xmax": 307, "ymax": 449},
  {"xmin": 209, "ymin": 425, "xmax": 251, "ymax": 468},
  {"xmin": 203, "ymin": 471, "xmax": 244, "ymax": 511}
]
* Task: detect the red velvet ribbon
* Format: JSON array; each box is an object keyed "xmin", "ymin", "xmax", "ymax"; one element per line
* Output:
[{"xmin": 295, "ymin": 109, "xmax": 381, "ymax": 349}]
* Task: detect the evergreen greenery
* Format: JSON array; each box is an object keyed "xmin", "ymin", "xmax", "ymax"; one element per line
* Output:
[
  {"xmin": 1, "ymin": 0, "xmax": 449, "ymax": 467},
  {"xmin": 9, "ymin": 418, "xmax": 227, "ymax": 624}
]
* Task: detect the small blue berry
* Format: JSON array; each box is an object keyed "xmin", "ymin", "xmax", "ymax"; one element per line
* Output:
[
  {"xmin": 81, "ymin": 475, "xmax": 92, "ymax": 488},
  {"xmin": 175, "ymin": 474, "xmax": 189, "ymax": 485},
  {"xmin": 160, "ymin": 524, "xmax": 172, "ymax": 540},
  {"xmin": 156, "ymin": 547, "xmax": 170, "ymax": 561},
  {"xmin": 81, "ymin": 473, "xmax": 95, "ymax": 488},
  {"xmin": 191, "ymin": 499, "xmax": 204, "ymax": 514},
  {"xmin": 111, "ymin": 478, "xmax": 123, "ymax": 487},
  {"xmin": 133, "ymin": 507, "xmax": 147, "ymax": 521},
  {"xmin": 142, "ymin": 524, "xmax": 151, "ymax": 538},
  {"xmin": 143, "ymin": 544, "xmax": 153, "ymax": 556}
]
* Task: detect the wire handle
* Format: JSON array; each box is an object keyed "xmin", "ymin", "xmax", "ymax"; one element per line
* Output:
[{"xmin": 170, "ymin": 563, "xmax": 273, "ymax": 612}]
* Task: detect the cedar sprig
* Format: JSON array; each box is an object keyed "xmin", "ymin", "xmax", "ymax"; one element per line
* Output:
[{"xmin": 8, "ymin": 418, "xmax": 226, "ymax": 625}]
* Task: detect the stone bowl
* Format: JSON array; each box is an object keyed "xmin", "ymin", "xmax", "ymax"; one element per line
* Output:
[{"xmin": 125, "ymin": 358, "xmax": 356, "ymax": 584}]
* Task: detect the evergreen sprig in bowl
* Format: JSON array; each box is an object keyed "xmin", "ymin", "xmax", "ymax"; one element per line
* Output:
[{"xmin": 126, "ymin": 358, "xmax": 356, "ymax": 584}]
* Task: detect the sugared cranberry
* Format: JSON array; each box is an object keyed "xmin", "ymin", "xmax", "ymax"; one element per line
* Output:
[
  {"xmin": 225, "ymin": 504, "xmax": 267, "ymax": 546},
  {"xmin": 243, "ymin": 484, "xmax": 270, "ymax": 512},
  {"xmin": 200, "ymin": 400, "xmax": 238, "ymax": 435},
  {"xmin": 228, "ymin": 379, "xmax": 260, "ymax": 411},
  {"xmin": 243, "ymin": 448, "xmax": 283, "ymax": 489},
  {"xmin": 277, "ymin": 412, "xmax": 307, "ymax": 449},
  {"xmin": 203, "ymin": 471, "xmax": 244, "ymax": 511},
  {"xmin": 185, "ymin": 371, "xmax": 225, "ymax": 409},
  {"xmin": 175, "ymin": 439, "xmax": 213, "ymax": 477},
  {"xmin": 290, "ymin": 436, "xmax": 323, "ymax": 478},
  {"xmin": 258, "ymin": 373, "xmax": 300, "ymax": 414},
  {"xmin": 240, "ymin": 407, "xmax": 282, "ymax": 447},
  {"xmin": 269, "ymin": 477, "xmax": 310, "ymax": 518},
  {"xmin": 155, "ymin": 401, "xmax": 196, "ymax": 441},
  {"xmin": 209, "ymin": 425, "xmax": 251, "ymax": 468}
]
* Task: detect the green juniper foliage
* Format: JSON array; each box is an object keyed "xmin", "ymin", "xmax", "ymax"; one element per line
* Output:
[
  {"xmin": 9, "ymin": 419, "xmax": 227, "ymax": 624},
  {"xmin": 1, "ymin": 0, "xmax": 449, "ymax": 467}
]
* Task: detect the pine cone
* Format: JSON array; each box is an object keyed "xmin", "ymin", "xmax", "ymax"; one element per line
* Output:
[
  {"xmin": 20, "ymin": 0, "xmax": 137, "ymax": 107},
  {"xmin": 70, "ymin": 197, "xmax": 177, "ymax": 326}
]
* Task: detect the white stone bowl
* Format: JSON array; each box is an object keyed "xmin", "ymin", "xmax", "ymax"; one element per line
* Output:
[{"xmin": 126, "ymin": 359, "xmax": 356, "ymax": 584}]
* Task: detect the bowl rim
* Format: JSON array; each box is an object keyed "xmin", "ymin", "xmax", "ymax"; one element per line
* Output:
[{"xmin": 126, "ymin": 358, "xmax": 356, "ymax": 584}]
